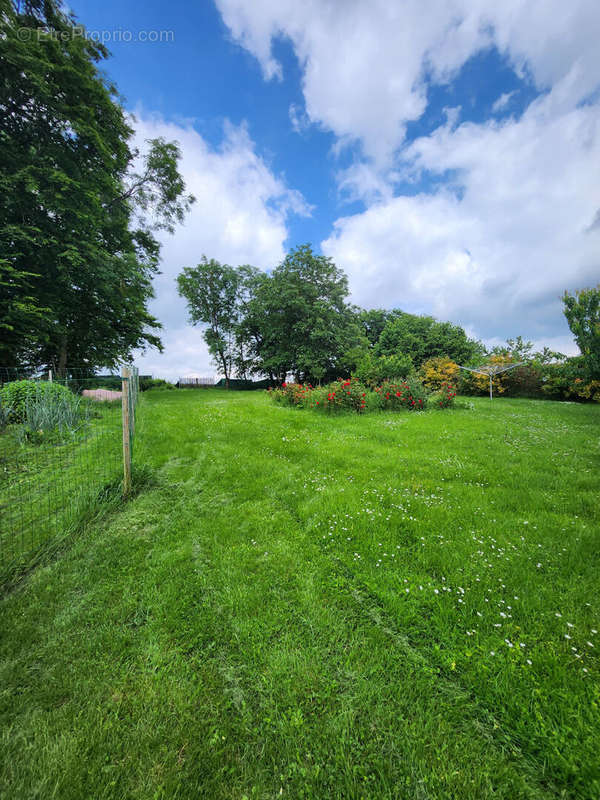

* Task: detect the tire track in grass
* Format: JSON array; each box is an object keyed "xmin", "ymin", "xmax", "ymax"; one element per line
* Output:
[{"xmin": 270, "ymin": 491, "xmax": 558, "ymax": 799}]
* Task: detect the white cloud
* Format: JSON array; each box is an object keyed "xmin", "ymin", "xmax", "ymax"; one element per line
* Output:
[
  {"xmin": 289, "ymin": 103, "xmax": 310, "ymax": 134},
  {"xmin": 322, "ymin": 92, "xmax": 600, "ymax": 347},
  {"xmin": 492, "ymin": 91, "xmax": 516, "ymax": 113},
  {"xmin": 215, "ymin": 0, "xmax": 599, "ymax": 349},
  {"xmin": 130, "ymin": 113, "xmax": 309, "ymax": 379},
  {"xmin": 215, "ymin": 0, "xmax": 600, "ymax": 162}
]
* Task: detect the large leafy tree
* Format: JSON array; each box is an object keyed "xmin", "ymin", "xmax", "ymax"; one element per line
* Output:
[
  {"xmin": 248, "ymin": 245, "xmax": 362, "ymax": 383},
  {"xmin": 563, "ymin": 285, "xmax": 600, "ymax": 379},
  {"xmin": 231, "ymin": 265, "xmax": 263, "ymax": 379},
  {"xmin": 0, "ymin": 0, "xmax": 193, "ymax": 372},
  {"xmin": 177, "ymin": 257, "xmax": 243, "ymax": 387}
]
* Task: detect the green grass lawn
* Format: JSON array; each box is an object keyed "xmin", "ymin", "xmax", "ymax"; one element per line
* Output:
[{"xmin": 1, "ymin": 389, "xmax": 599, "ymax": 799}]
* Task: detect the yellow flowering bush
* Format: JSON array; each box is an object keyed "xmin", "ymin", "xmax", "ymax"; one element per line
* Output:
[
  {"xmin": 571, "ymin": 379, "xmax": 600, "ymax": 403},
  {"xmin": 420, "ymin": 357, "xmax": 460, "ymax": 391}
]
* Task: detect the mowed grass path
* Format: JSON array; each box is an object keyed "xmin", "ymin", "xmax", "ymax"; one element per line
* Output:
[{"xmin": 1, "ymin": 390, "xmax": 598, "ymax": 799}]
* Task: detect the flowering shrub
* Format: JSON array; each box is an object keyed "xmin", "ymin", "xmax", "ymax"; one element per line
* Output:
[
  {"xmin": 571, "ymin": 379, "xmax": 600, "ymax": 403},
  {"xmin": 375, "ymin": 376, "xmax": 428, "ymax": 411},
  {"xmin": 268, "ymin": 382, "xmax": 313, "ymax": 407},
  {"xmin": 266, "ymin": 375, "xmax": 450, "ymax": 414},
  {"xmin": 539, "ymin": 358, "xmax": 600, "ymax": 403},
  {"xmin": 312, "ymin": 377, "xmax": 370, "ymax": 413},
  {"xmin": 420, "ymin": 357, "xmax": 460, "ymax": 391},
  {"xmin": 430, "ymin": 382, "xmax": 457, "ymax": 409}
]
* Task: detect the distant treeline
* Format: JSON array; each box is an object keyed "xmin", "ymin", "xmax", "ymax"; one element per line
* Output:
[{"xmin": 177, "ymin": 246, "xmax": 599, "ymax": 402}]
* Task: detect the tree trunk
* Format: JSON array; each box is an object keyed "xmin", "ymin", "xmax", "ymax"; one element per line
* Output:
[
  {"xmin": 57, "ymin": 337, "xmax": 68, "ymax": 378},
  {"xmin": 220, "ymin": 352, "xmax": 229, "ymax": 390}
]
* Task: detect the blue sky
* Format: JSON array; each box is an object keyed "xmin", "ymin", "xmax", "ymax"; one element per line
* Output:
[
  {"xmin": 71, "ymin": 0, "xmax": 600, "ymax": 378},
  {"xmin": 72, "ymin": 0, "xmax": 344, "ymax": 246}
]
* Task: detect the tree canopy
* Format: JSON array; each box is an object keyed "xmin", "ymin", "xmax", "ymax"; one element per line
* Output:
[
  {"xmin": 176, "ymin": 246, "xmax": 494, "ymax": 385},
  {"xmin": 563, "ymin": 285, "xmax": 600, "ymax": 379},
  {"xmin": 177, "ymin": 246, "xmax": 363, "ymax": 385},
  {"xmin": 0, "ymin": 0, "xmax": 193, "ymax": 372},
  {"xmin": 247, "ymin": 245, "xmax": 362, "ymax": 383},
  {"xmin": 177, "ymin": 257, "xmax": 250, "ymax": 387},
  {"xmin": 375, "ymin": 311, "xmax": 482, "ymax": 367}
]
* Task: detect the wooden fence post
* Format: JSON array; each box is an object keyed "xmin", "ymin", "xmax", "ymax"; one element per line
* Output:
[{"xmin": 121, "ymin": 366, "xmax": 132, "ymax": 497}]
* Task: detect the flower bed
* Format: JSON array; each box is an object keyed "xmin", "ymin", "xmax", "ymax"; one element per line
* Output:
[{"xmin": 268, "ymin": 375, "xmax": 457, "ymax": 414}]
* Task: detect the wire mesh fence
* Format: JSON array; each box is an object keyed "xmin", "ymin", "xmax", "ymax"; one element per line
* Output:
[{"xmin": 0, "ymin": 366, "xmax": 139, "ymax": 583}]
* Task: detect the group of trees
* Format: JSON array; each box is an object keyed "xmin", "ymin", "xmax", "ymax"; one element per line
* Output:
[
  {"xmin": 0, "ymin": 0, "xmax": 193, "ymax": 373},
  {"xmin": 177, "ymin": 246, "xmax": 486, "ymax": 386},
  {"xmin": 352, "ymin": 309, "xmax": 484, "ymax": 385},
  {"xmin": 177, "ymin": 246, "xmax": 362, "ymax": 386},
  {"xmin": 178, "ymin": 246, "xmax": 600, "ymax": 402}
]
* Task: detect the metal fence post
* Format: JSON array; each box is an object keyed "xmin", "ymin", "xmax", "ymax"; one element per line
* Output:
[{"xmin": 121, "ymin": 366, "xmax": 132, "ymax": 496}]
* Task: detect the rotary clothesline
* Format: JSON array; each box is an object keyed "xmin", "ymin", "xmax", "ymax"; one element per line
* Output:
[{"xmin": 458, "ymin": 362, "xmax": 525, "ymax": 400}]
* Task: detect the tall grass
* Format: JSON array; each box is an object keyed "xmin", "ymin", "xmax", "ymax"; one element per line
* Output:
[{"xmin": 20, "ymin": 384, "xmax": 90, "ymax": 438}]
